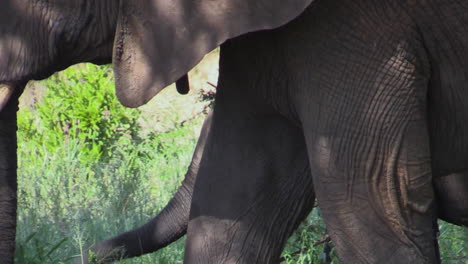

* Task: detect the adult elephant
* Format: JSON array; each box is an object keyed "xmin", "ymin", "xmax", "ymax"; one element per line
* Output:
[
  {"xmin": 204, "ymin": 2, "xmax": 468, "ymax": 263},
  {"xmin": 1, "ymin": 0, "xmax": 468, "ymax": 263},
  {"xmin": 202, "ymin": 1, "xmax": 468, "ymax": 262}
]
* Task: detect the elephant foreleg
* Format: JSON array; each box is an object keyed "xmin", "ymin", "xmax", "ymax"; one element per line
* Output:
[
  {"xmin": 0, "ymin": 88, "xmax": 21, "ymax": 264},
  {"xmin": 80, "ymin": 113, "xmax": 213, "ymax": 263},
  {"xmin": 184, "ymin": 105, "xmax": 315, "ymax": 263}
]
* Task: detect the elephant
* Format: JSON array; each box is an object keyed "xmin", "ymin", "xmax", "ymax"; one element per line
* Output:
[
  {"xmin": 205, "ymin": 2, "xmax": 468, "ymax": 262},
  {"xmin": 201, "ymin": 2, "xmax": 468, "ymax": 262},
  {"xmin": 1, "ymin": 0, "xmax": 468, "ymax": 263}
]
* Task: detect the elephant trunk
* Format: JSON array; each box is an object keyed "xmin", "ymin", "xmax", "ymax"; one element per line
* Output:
[
  {"xmin": 85, "ymin": 179, "xmax": 194, "ymax": 263},
  {"xmin": 0, "ymin": 86, "xmax": 22, "ymax": 264},
  {"xmin": 79, "ymin": 113, "xmax": 213, "ymax": 263}
]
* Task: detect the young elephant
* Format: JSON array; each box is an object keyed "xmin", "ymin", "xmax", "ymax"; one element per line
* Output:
[{"xmin": 80, "ymin": 111, "xmax": 316, "ymax": 263}]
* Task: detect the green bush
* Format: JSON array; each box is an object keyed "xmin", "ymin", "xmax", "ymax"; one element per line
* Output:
[
  {"xmin": 18, "ymin": 64, "xmax": 142, "ymax": 163},
  {"xmin": 16, "ymin": 63, "xmax": 203, "ymax": 263},
  {"xmin": 281, "ymin": 209, "xmax": 338, "ymax": 264}
]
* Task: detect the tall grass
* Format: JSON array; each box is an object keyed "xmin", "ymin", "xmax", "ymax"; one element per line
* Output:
[
  {"xmin": 16, "ymin": 64, "xmax": 201, "ymax": 263},
  {"xmin": 15, "ymin": 64, "xmax": 467, "ymax": 263}
]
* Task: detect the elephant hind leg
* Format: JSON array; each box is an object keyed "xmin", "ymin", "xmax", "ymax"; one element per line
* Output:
[
  {"xmin": 434, "ymin": 171, "xmax": 468, "ymax": 226},
  {"xmin": 302, "ymin": 108, "xmax": 439, "ymax": 263},
  {"xmin": 306, "ymin": 134, "xmax": 438, "ymax": 263}
]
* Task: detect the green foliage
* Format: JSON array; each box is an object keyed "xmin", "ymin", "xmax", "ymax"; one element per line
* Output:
[
  {"xmin": 16, "ymin": 63, "xmax": 202, "ymax": 263},
  {"xmin": 439, "ymin": 221, "xmax": 468, "ymax": 263},
  {"xmin": 16, "ymin": 129, "xmax": 195, "ymax": 263},
  {"xmin": 18, "ymin": 64, "xmax": 142, "ymax": 163},
  {"xmin": 15, "ymin": 232, "xmax": 69, "ymax": 264},
  {"xmin": 281, "ymin": 210, "xmax": 337, "ymax": 264}
]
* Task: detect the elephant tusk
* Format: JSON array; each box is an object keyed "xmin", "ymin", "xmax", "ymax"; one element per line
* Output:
[{"xmin": 0, "ymin": 84, "xmax": 15, "ymax": 112}]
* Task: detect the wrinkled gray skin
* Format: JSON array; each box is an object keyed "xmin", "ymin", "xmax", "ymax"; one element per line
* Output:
[{"xmin": 1, "ymin": 0, "xmax": 468, "ymax": 263}]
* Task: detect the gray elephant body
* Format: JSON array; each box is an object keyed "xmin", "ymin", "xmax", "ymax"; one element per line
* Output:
[
  {"xmin": 205, "ymin": 1, "xmax": 468, "ymax": 262},
  {"xmin": 0, "ymin": 0, "xmax": 468, "ymax": 263}
]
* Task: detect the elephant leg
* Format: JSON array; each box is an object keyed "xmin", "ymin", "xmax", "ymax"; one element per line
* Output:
[
  {"xmin": 304, "ymin": 121, "xmax": 438, "ymax": 263},
  {"xmin": 295, "ymin": 51, "xmax": 439, "ymax": 262},
  {"xmin": 0, "ymin": 88, "xmax": 22, "ymax": 263},
  {"xmin": 184, "ymin": 107, "xmax": 314, "ymax": 263},
  {"xmin": 434, "ymin": 172, "xmax": 468, "ymax": 226},
  {"xmin": 79, "ymin": 113, "xmax": 214, "ymax": 263},
  {"xmin": 284, "ymin": 5, "xmax": 439, "ymax": 257},
  {"xmin": 298, "ymin": 66, "xmax": 439, "ymax": 263}
]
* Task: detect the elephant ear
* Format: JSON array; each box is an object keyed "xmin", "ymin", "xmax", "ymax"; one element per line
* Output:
[{"xmin": 113, "ymin": 0, "xmax": 313, "ymax": 107}]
